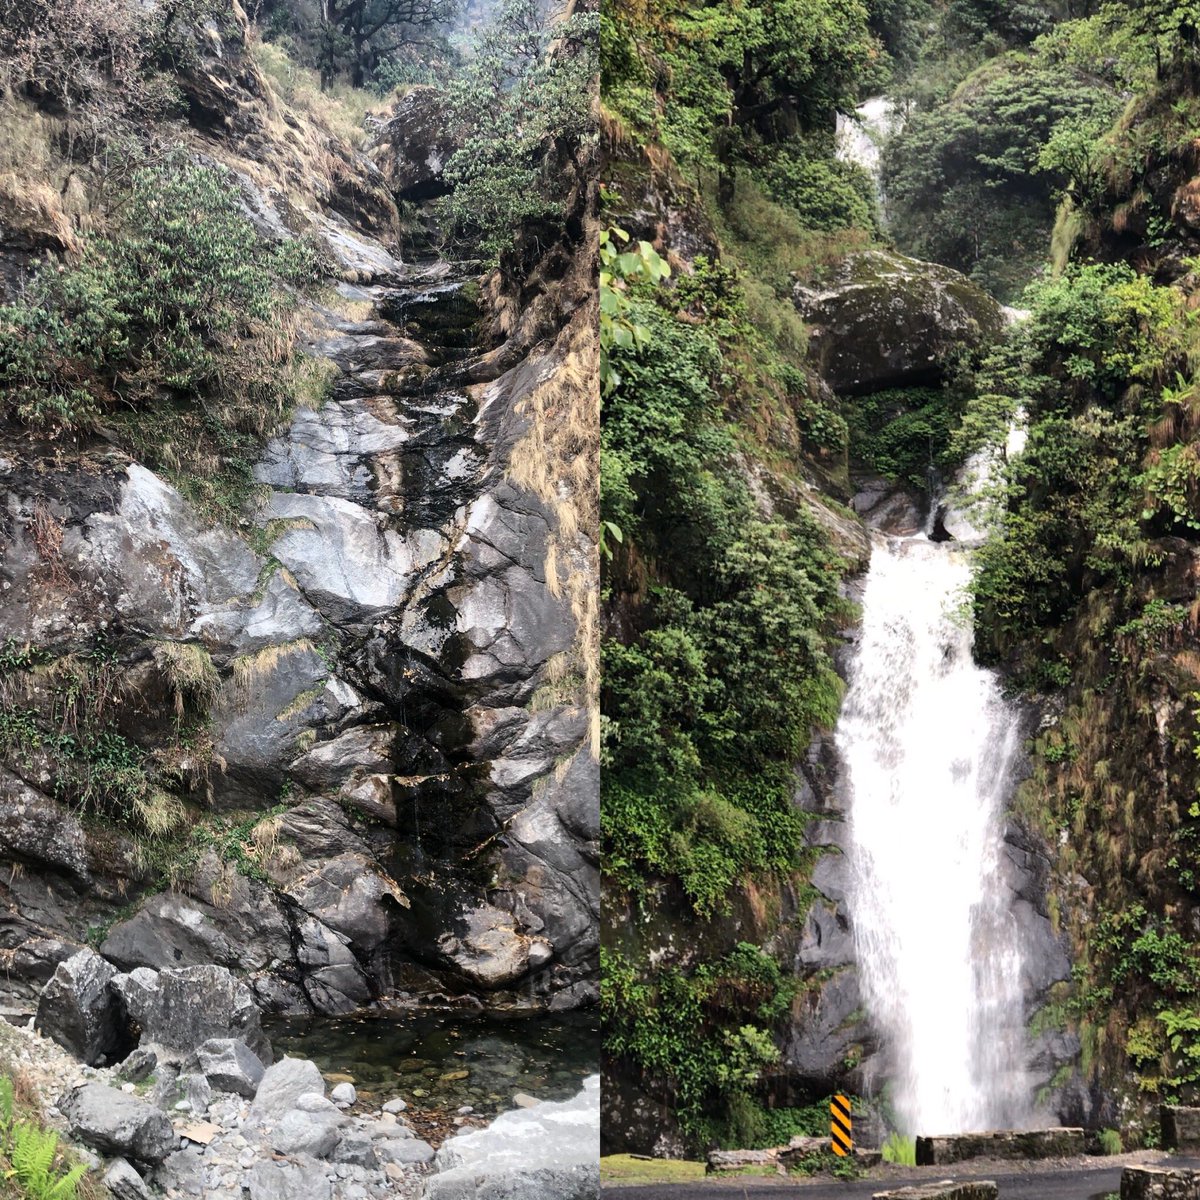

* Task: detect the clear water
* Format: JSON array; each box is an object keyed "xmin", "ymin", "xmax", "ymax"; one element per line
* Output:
[
  {"xmin": 837, "ymin": 537, "xmax": 1032, "ymax": 1135},
  {"xmin": 267, "ymin": 1008, "xmax": 598, "ymax": 1136}
]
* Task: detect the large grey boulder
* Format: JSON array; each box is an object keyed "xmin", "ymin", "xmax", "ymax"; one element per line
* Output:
[
  {"xmin": 370, "ymin": 86, "xmax": 457, "ymax": 201},
  {"xmin": 270, "ymin": 1108, "xmax": 344, "ymax": 1158},
  {"xmin": 795, "ymin": 248, "xmax": 1004, "ymax": 394},
  {"xmin": 112, "ymin": 964, "xmax": 270, "ymax": 1063},
  {"xmin": 423, "ymin": 1075, "xmax": 599, "ymax": 1199},
  {"xmin": 377, "ymin": 1136, "xmax": 435, "ymax": 1165},
  {"xmin": 248, "ymin": 1160, "xmax": 333, "ymax": 1200},
  {"xmin": 187, "ymin": 1037, "xmax": 266, "ymax": 1098},
  {"xmin": 61, "ymin": 1082, "xmax": 176, "ymax": 1164},
  {"xmin": 250, "ymin": 1057, "xmax": 326, "ymax": 1123},
  {"xmin": 102, "ymin": 1158, "xmax": 154, "ymax": 1200},
  {"xmin": 35, "ymin": 948, "xmax": 127, "ymax": 1066}
]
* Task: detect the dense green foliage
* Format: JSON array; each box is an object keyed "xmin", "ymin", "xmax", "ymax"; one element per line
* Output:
[
  {"xmin": 0, "ymin": 151, "xmax": 316, "ymax": 432},
  {"xmin": 440, "ymin": 0, "xmax": 597, "ymax": 266},
  {"xmin": 601, "ymin": 0, "xmax": 884, "ymax": 1152},
  {"xmin": 883, "ymin": 51, "xmax": 1120, "ymax": 299},
  {"xmin": 602, "ymin": 943, "xmax": 798, "ymax": 1142},
  {"xmin": 602, "ymin": 280, "xmax": 846, "ymax": 918},
  {"xmin": 969, "ymin": 263, "xmax": 1185, "ymax": 668},
  {"xmin": 845, "ymin": 386, "xmax": 961, "ymax": 491},
  {"xmin": 0, "ymin": 151, "xmax": 324, "ymax": 525}
]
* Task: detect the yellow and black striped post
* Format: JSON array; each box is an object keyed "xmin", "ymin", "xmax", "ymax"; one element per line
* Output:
[{"xmin": 830, "ymin": 1094, "xmax": 852, "ymax": 1157}]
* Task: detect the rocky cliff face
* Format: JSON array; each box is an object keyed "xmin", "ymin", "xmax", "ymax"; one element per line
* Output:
[{"xmin": 0, "ymin": 5, "xmax": 597, "ymax": 1024}]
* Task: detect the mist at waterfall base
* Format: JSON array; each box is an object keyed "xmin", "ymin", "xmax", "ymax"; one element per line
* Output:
[{"xmin": 837, "ymin": 536, "xmax": 1034, "ymax": 1136}]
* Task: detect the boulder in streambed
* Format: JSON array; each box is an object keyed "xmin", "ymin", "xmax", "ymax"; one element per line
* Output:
[
  {"xmin": 186, "ymin": 1037, "xmax": 266, "ymax": 1098},
  {"xmin": 369, "ymin": 86, "xmax": 457, "ymax": 202},
  {"xmin": 795, "ymin": 248, "xmax": 1004, "ymax": 394},
  {"xmin": 35, "ymin": 948, "xmax": 130, "ymax": 1066},
  {"xmin": 250, "ymin": 1056, "xmax": 327, "ymax": 1122},
  {"xmin": 422, "ymin": 1074, "xmax": 599, "ymax": 1199},
  {"xmin": 60, "ymin": 1082, "xmax": 177, "ymax": 1165},
  {"xmin": 112, "ymin": 964, "xmax": 270, "ymax": 1063}
]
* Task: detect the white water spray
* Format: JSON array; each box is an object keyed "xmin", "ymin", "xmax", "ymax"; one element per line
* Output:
[{"xmin": 837, "ymin": 538, "xmax": 1033, "ymax": 1134}]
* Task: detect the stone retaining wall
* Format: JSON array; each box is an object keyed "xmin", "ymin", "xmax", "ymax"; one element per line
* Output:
[
  {"xmin": 1122, "ymin": 1166, "xmax": 1200, "ymax": 1200},
  {"xmin": 915, "ymin": 1129, "xmax": 1085, "ymax": 1165}
]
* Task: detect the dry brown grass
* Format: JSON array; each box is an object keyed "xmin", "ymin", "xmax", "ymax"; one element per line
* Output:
[{"xmin": 504, "ymin": 308, "xmax": 600, "ymax": 756}]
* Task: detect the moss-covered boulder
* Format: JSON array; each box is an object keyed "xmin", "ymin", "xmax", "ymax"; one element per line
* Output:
[{"xmin": 795, "ymin": 249, "xmax": 1004, "ymax": 395}]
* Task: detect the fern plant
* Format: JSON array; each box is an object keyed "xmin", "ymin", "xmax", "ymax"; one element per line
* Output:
[{"xmin": 0, "ymin": 1076, "xmax": 87, "ymax": 1200}]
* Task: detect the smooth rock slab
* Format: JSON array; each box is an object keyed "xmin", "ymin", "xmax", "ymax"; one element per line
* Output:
[
  {"xmin": 1163, "ymin": 1107, "xmax": 1200, "ymax": 1153},
  {"xmin": 706, "ymin": 1149, "xmax": 780, "ymax": 1175},
  {"xmin": 915, "ymin": 1129, "xmax": 1085, "ymax": 1165},
  {"xmin": 61, "ymin": 1082, "xmax": 177, "ymax": 1164},
  {"xmin": 1122, "ymin": 1165, "xmax": 1200, "ymax": 1200},
  {"xmin": 874, "ymin": 1184, "xmax": 999, "ymax": 1200}
]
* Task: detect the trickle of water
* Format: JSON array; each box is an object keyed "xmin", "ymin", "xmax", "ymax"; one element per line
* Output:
[{"xmin": 837, "ymin": 537, "xmax": 1032, "ymax": 1135}]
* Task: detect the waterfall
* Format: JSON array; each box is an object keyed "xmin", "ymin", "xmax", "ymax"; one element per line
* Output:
[
  {"xmin": 836, "ymin": 97, "xmax": 903, "ymax": 222},
  {"xmin": 837, "ymin": 533, "xmax": 1033, "ymax": 1135}
]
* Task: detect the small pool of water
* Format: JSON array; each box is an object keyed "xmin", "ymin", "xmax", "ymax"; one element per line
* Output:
[{"xmin": 265, "ymin": 1008, "xmax": 598, "ymax": 1142}]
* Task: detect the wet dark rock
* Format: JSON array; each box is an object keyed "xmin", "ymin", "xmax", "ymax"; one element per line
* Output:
[
  {"xmin": 35, "ymin": 949, "xmax": 128, "ymax": 1066},
  {"xmin": 60, "ymin": 1082, "xmax": 177, "ymax": 1164},
  {"xmin": 795, "ymin": 249, "xmax": 1004, "ymax": 394}
]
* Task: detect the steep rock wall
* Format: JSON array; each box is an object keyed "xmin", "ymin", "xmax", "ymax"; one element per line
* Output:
[{"xmin": 0, "ymin": 5, "xmax": 597, "ymax": 1021}]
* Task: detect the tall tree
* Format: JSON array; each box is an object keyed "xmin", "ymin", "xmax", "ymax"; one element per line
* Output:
[{"xmin": 318, "ymin": 0, "xmax": 458, "ymax": 87}]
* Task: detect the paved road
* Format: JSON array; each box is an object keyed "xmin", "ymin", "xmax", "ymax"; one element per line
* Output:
[{"xmin": 604, "ymin": 1156, "xmax": 1200, "ymax": 1200}]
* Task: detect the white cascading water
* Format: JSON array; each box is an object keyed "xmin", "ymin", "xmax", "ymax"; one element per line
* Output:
[
  {"xmin": 837, "ymin": 537, "xmax": 1033, "ymax": 1134},
  {"xmin": 832, "ymin": 99, "xmax": 1033, "ymax": 1134}
]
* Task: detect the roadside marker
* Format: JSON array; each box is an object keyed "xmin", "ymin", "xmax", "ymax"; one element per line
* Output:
[{"xmin": 831, "ymin": 1094, "xmax": 852, "ymax": 1157}]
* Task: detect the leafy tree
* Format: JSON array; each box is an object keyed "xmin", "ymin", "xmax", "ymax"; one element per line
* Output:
[
  {"xmin": 440, "ymin": 0, "xmax": 597, "ymax": 265},
  {"xmin": 315, "ymin": 0, "xmax": 459, "ymax": 88}
]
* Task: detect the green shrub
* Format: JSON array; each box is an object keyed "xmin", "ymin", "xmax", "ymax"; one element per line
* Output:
[
  {"xmin": 882, "ymin": 1132, "xmax": 917, "ymax": 1165},
  {"xmin": 1098, "ymin": 1128, "xmax": 1123, "ymax": 1155},
  {"xmin": 0, "ymin": 149, "xmax": 318, "ymax": 434},
  {"xmin": 882, "ymin": 54, "xmax": 1119, "ymax": 299}
]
